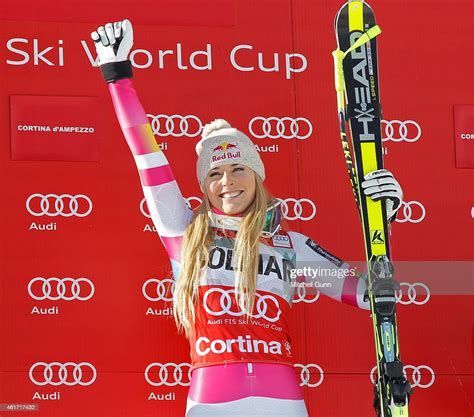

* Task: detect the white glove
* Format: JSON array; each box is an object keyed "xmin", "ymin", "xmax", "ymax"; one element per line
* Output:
[
  {"xmin": 361, "ymin": 169, "xmax": 403, "ymax": 222},
  {"xmin": 90, "ymin": 19, "xmax": 133, "ymax": 66}
]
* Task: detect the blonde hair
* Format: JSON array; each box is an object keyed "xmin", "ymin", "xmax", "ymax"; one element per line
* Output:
[{"xmin": 173, "ymin": 175, "xmax": 270, "ymax": 338}]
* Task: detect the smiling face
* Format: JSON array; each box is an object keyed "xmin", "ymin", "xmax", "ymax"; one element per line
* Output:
[{"xmin": 204, "ymin": 163, "xmax": 256, "ymax": 215}]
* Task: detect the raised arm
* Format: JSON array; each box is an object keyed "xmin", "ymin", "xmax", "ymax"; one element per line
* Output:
[
  {"xmin": 91, "ymin": 20, "xmax": 193, "ymax": 267},
  {"xmin": 288, "ymin": 230, "xmax": 370, "ymax": 310},
  {"xmin": 109, "ymin": 79, "xmax": 193, "ymax": 259}
]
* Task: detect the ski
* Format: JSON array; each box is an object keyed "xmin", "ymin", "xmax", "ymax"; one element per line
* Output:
[{"xmin": 332, "ymin": 1, "xmax": 412, "ymax": 416}]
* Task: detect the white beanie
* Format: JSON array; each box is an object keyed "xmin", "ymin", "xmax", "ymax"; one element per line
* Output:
[{"xmin": 195, "ymin": 119, "xmax": 265, "ymax": 191}]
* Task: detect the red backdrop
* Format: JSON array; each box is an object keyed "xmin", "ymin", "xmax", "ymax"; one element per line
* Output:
[{"xmin": 1, "ymin": 1, "xmax": 473, "ymax": 416}]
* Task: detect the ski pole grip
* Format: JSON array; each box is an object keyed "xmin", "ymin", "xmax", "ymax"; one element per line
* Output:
[{"xmin": 332, "ymin": 49, "xmax": 345, "ymax": 92}]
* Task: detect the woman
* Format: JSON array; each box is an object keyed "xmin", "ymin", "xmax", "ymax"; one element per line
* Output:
[{"xmin": 91, "ymin": 20, "xmax": 403, "ymax": 417}]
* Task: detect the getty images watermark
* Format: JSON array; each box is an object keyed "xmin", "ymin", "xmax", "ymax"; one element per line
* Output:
[
  {"xmin": 289, "ymin": 264, "xmax": 358, "ymax": 289},
  {"xmin": 287, "ymin": 261, "xmax": 474, "ymax": 298}
]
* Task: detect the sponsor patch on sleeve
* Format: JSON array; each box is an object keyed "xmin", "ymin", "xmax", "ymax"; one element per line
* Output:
[
  {"xmin": 305, "ymin": 238, "xmax": 344, "ymax": 267},
  {"xmin": 272, "ymin": 234, "xmax": 291, "ymax": 248}
]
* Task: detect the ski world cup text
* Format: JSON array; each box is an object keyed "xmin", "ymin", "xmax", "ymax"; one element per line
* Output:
[{"xmin": 5, "ymin": 38, "xmax": 308, "ymax": 80}]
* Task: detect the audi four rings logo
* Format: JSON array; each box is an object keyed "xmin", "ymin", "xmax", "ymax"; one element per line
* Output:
[
  {"xmin": 203, "ymin": 288, "xmax": 281, "ymax": 322},
  {"xmin": 28, "ymin": 277, "xmax": 95, "ymax": 301},
  {"xmin": 370, "ymin": 365, "xmax": 435, "ymax": 389},
  {"xmin": 293, "ymin": 286, "xmax": 320, "ymax": 304},
  {"xmin": 142, "ymin": 278, "xmax": 175, "ymax": 302},
  {"xmin": 395, "ymin": 282, "xmax": 430, "ymax": 305},
  {"xmin": 141, "ymin": 197, "xmax": 316, "ymax": 221},
  {"xmin": 248, "ymin": 117, "xmax": 313, "ymax": 139},
  {"xmin": 382, "ymin": 120, "xmax": 421, "ymax": 142},
  {"xmin": 26, "ymin": 194, "xmax": 93, "ymax": 217},
  {"xmin": 145, "ymin": 362, "xmax": 192, "ymax": 386},
  {"xmin": 145, "ymin": 114, "xmax": 314, "ymax": 140},
  {"xmin": 278, "ymin": 198, "xmax": 317, "ymax": 221},
  {"xmin": 29, "ymin": 362, "xmax": 96, "ymax": 386},
  {"xmin": 294, "ymin": 363, "xmax": 324, "ymax": 388},
  {"xmin": 147, "ymin": 114, "xmax": 202, "ymax": 137},
  {"xmin": 396, "ymin": 201, "xmax": 426, "ymax": 224}
]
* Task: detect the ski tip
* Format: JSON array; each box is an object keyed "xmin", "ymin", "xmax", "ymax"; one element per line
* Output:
[
  {"xmin": 363, "ymin": 1, "xmax": 375, "ymax": 12},
  {"xmin": 334, "ymin": 2, "xmax": 349, "ymax": 43},
  {"xmin": 335, "ymin": 1, "xmax": 349, "ymax": 18}
]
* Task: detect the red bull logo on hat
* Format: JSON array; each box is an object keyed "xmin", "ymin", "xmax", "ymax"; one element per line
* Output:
[
  {"xmin": 212, "ymin": 141, "xmax": 238, "ymax": 152},
  {"xmin": 211, "ymin": 141, "xmax": 241, "ymax": 162}
]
